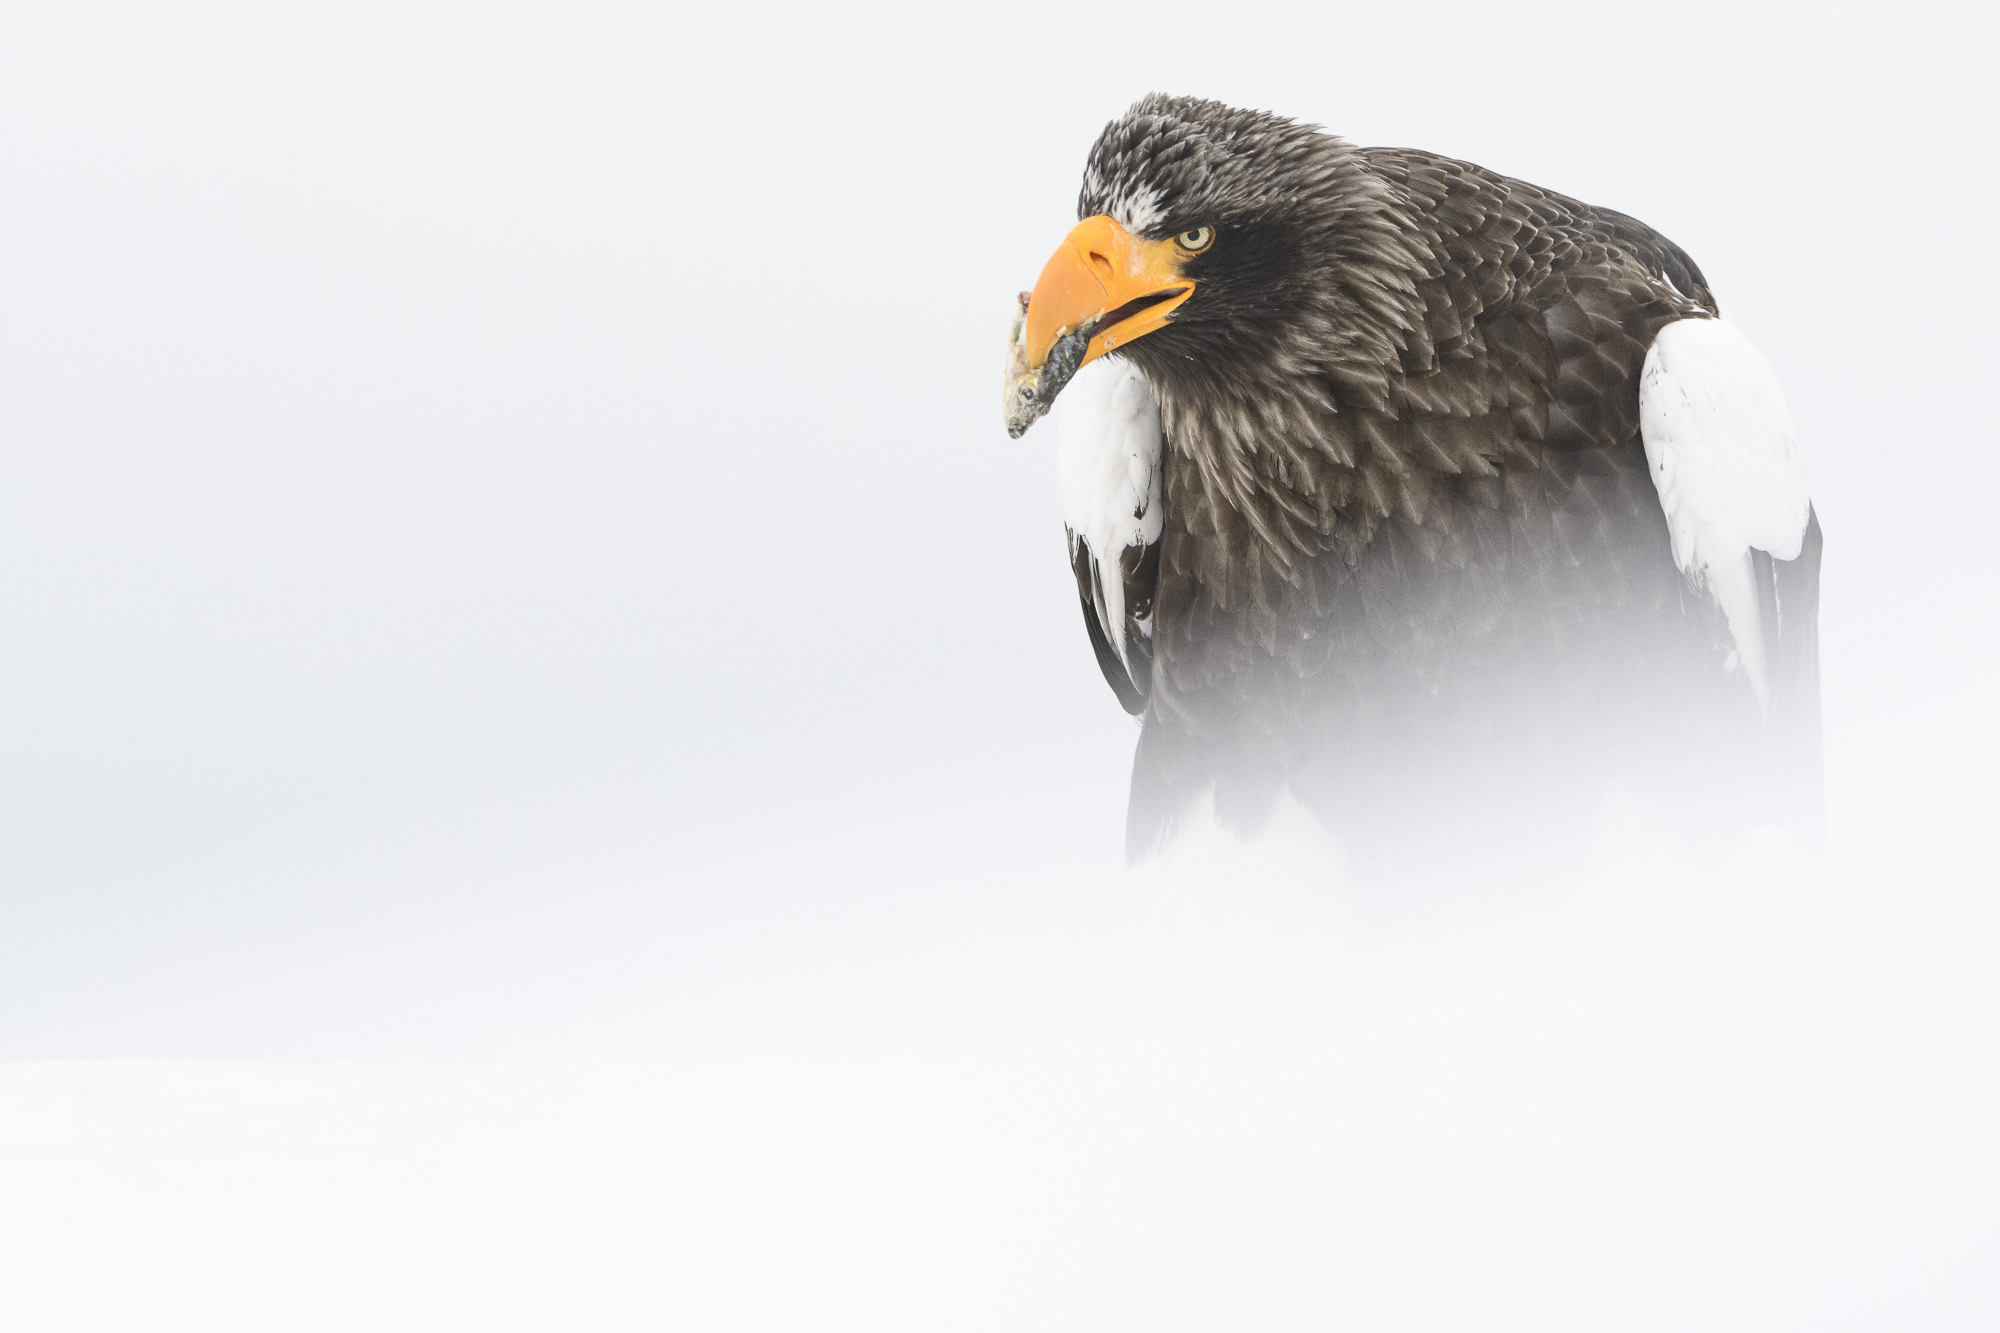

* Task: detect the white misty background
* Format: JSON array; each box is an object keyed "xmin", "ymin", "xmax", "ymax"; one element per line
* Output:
[{"xmin": 0, "ymin": 2, "xmax": 1994, "ymax": 1330}]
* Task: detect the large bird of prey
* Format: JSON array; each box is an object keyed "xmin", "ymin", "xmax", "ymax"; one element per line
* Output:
[{"xmin": 1004, "ymin": 96, "xmax": 1822, "ymax": 878}]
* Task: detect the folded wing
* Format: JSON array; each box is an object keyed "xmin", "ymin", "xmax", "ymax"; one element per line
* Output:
[{"xmin": 1639, "ymin": 316, "xmax": 1822, "ymax": 751}]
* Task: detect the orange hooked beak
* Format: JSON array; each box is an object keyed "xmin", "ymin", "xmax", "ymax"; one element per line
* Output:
[
  {"xmin": 1004, "ymin": 215, "xmax": 1196, "ymax": 437},
  {"xmin": 1024, "ymin": 215, "xmax": 1196, "ymax": 368}
]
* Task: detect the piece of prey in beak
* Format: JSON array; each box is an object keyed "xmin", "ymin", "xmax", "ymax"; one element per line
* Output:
[{"xmin": 1003, "ymin": 214, "xmax": 1195, "ymax": 438}]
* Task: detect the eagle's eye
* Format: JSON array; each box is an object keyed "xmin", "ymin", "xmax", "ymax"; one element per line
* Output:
[{"xmin": 1174, "ymin": 226, "xmax": 1215, "ymax": 254}]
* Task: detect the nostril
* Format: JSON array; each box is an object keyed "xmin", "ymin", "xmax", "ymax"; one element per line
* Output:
[{"xmin": 1087, "ymin": 250, "xmax": 1114, "ymax": 281}]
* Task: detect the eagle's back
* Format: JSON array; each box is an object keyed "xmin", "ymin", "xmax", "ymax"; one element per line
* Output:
[{"xmin": 1124, "ymin": 149, "xmax": 1819, "ymax": 871}]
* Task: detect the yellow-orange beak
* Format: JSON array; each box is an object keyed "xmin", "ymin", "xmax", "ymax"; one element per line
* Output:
[
  {"xmin": 1024, "ymin": 215, "xmax": 1195, "ymax": 369},
  {"xmin": 1004, "ymin": 215, "xmax": 1195, "ymax": 437}
]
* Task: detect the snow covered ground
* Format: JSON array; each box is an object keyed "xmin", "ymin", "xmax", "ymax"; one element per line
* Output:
[{"xmin": 5, "ymin": 844, "xmax": 1997, "ymax": 1332}]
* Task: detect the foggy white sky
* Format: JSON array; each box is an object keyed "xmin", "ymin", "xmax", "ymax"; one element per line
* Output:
[
  {"xmin": 2, "ymin": 0, "xmax": 1990, "ymax": 1052},
  {"xmin": 1, "ymin": 2, "xmax": 1996, "ymax": 1327}
]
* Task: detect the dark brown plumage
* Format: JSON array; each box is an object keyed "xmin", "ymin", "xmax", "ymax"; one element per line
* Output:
[{"xmin": 1033, "ymin": 97, "xmax": 1821, "ymax": 875}]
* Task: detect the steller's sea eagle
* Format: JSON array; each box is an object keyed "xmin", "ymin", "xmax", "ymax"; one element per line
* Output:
[{"xmin": 1003, "ymin": 96, "xmax": 1822, "ymax": 879}]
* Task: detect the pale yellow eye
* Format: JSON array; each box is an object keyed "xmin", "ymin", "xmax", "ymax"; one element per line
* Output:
[{"xmin": 1175, "ymin": 226, "xmax": 1215, "ymax": 253}]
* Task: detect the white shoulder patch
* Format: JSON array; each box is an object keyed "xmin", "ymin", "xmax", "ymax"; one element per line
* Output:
[
  {"xmin": 1639, "ymin": 318, "xmax": 1812, "ymax": 709},
  {"xmin": 1058, "ymin": 356, "xmax": 1164, "ymax": 668}
]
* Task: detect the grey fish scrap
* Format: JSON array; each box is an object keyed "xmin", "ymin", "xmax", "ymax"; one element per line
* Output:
[{"xmin": 1004, "ymin": 323, "xmax": 1091, "ymax": 439}]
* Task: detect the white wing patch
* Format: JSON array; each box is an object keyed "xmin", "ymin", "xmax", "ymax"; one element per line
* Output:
[
  {"xmin": 1639, "ymin": 318, "xmax": 1812, "ymax": 710},
  {"xmin": 1058, "ymin": 356, "xmax": 1164, "ymax": 671}
]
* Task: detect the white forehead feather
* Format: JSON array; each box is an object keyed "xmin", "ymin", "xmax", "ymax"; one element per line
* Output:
[{"xmin": 1081, "ymin": 164, "xmax": 1165, "ymax": 235}]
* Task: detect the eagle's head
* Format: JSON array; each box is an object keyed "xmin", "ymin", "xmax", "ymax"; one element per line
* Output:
[{"xmin": 1004, "ymin": 95, "xmax": 1419, "ymax": 438}]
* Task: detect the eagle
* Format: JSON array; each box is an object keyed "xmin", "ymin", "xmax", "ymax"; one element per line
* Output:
[{"xmin": 1002, "ymin": 95, "xmax": 1822, "ymax": 880}]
